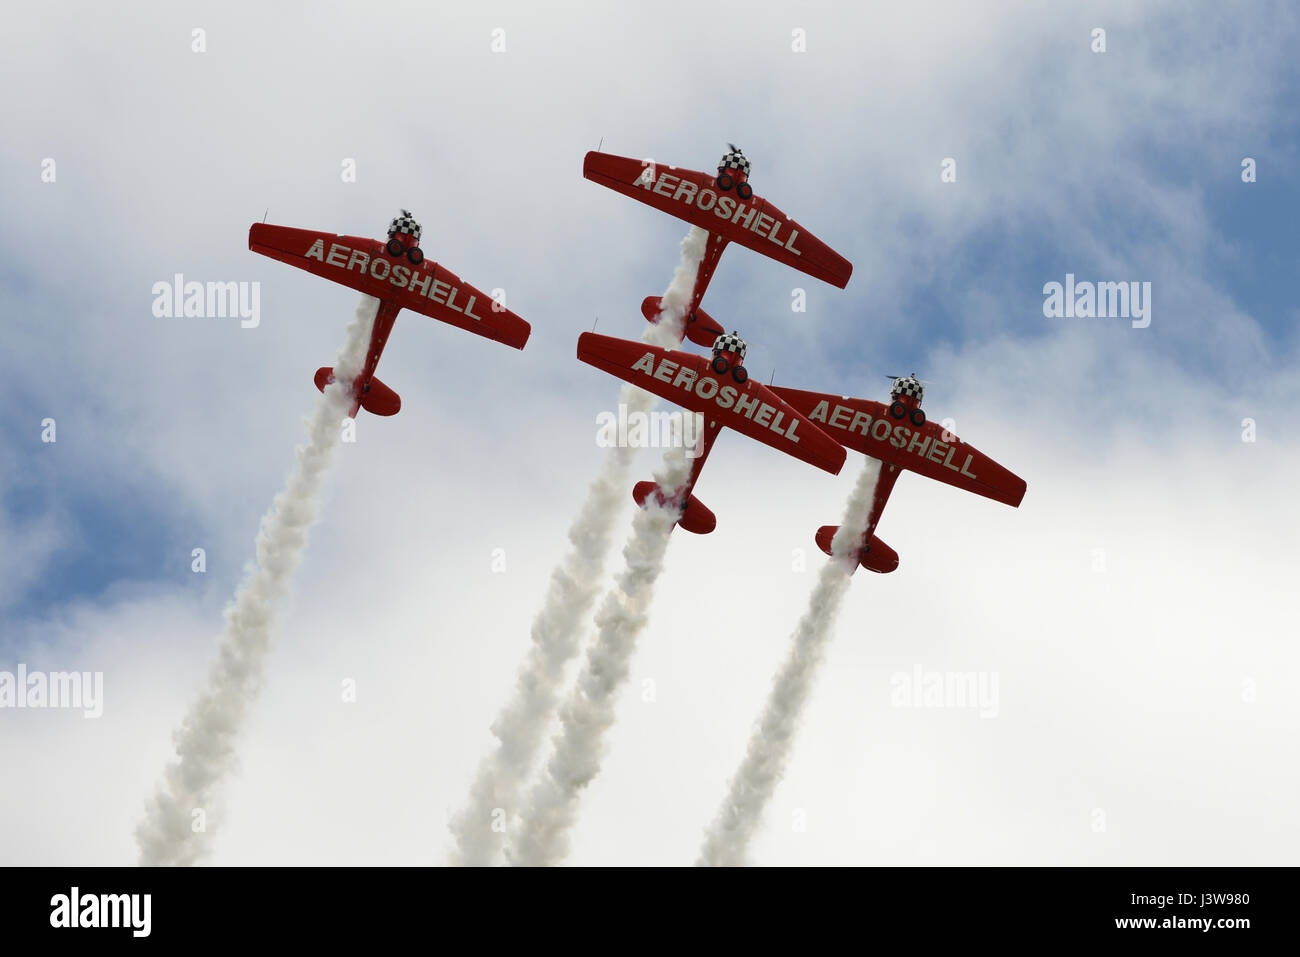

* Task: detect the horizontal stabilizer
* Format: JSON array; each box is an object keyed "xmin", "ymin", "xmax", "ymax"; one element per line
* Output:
[
  {"xmin": 359, "ymin": 376, "xmax": 401, "ymax": 416},
  {"xmin": 640, "ymin": 296, "xmax": 725, "ymax": 349},
  {"xmin": 815, "ymin": 525, "xmax": 899, "ymax": 574},
  {"xmin": 633, "ymin": 480, "xmax": 717, "ymax": 535},
  {"xmin": 314, "ymin": 366, "xmax": 401, "ymax": 416}
]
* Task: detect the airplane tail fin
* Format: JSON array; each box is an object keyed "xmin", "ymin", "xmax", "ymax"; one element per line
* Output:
[
  {"xmin": 640, "ymin": 296, "xmax": 725, "ymax": 349},
  {"xmin": 815, "ymin": 525, "xmax": 899, "ymax": 574},
  {"xmin": 314, "ymin": 366, "xmax": 401, "ymax": 416},
  {"xmin": 633, "ymin": 480, "xmax": 716, "ymax": 535}
]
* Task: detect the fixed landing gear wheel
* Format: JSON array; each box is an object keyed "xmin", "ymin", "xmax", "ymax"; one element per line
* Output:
[
  {"xmin": 385, "ymin": 238, "xmax": 404, "ymax": 257},
  {"xmin": 889, "ymin": 400, "xmax": 908, "ymax": 419},
  {"xmin": 732, "ymin": 365, "xmax": 748, "ymax": 384},
  {"xmin": 711, "ymin": 354, "xmax": 730, "ymax": 375},
  {"xmin": 736, "ymin": 182, "xmax": 753, "ymax": 200},
  {"xmin": 910, "ymin": 408, "xmax": 927, "ymax": 427},
  {"xmin": 406, "ymin": 246, "xmax": 424, "ymax": 265},
  {"xmin": 716, "ymin": 173, "xmax": 734, "ymax": 191}
]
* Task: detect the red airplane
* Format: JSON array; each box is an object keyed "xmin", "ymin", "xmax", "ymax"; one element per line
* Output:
[
  {"xmin": 769, "ymin": 376, "xmax": 1027, "ymax": 573},
  {"xmin": 584, "ymin": 146, "xmax": 852, "ymax": 344},
  {"xmin": 249, "ymin": 210, "xmax": 529, "ymax": 417},
  {"xmin": 576, "ymin": 329, "xmax": 846, "ymax": 533}
]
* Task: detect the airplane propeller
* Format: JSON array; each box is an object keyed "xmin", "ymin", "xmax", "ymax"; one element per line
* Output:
[{"xmin": 884, "ymin": 372, "xmax": 935, "ymax": 385}]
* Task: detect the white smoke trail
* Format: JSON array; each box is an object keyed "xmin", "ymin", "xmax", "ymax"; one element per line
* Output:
[
  {"xmin": 696, "ymin": 456, "xmax": 883, "ymax": 867},
  {"xmin": 504, "ymin": 427, "xmax": 696, "ymax": 867},
  {"xmin": 449, "ymin": 226, "xmax": 710, "ymax": 867},
  {"xmin": 135, "ymin": 295, "xmax": 378, "ymax": 866}
]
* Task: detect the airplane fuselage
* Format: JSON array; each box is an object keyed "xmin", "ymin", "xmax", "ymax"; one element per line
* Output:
[
  {"xmin": 342, "ymin": 231, "xmax": 419, "ymax": 417},
  {"xmin": 348, "ymin": 300, "xmax": 401, "ymax": 417},
  {"xmin": 667, "ymin": 169, "xmax": 754, "ymax": 325},
  {"xmin": 674, "ymin": 417, "xmax": 723, "ymax": 511},
  {"xmin": 863, "ymin": 463, "xmax": 902, "ymax": 545},
  {"xmin": 855, "ymin": 392, "xmax": 921, "ymax": 546}
]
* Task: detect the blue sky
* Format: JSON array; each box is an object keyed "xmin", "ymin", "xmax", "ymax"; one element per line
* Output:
[{"xmin": 2, "ymin": 0, "xmax": 1298, "ymax": 865}]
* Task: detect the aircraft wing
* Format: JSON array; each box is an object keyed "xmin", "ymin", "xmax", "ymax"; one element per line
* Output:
[
  {"xmin": 583, "ymin": 152, "xmax": 852, "ymax": 289},
  {"xmin": 770, "ymin": 386, "xmax": 1026, "ymax": 507},
  {"xmin": 577, "ymin": 333, "xmax": 846, "ymax": 475},
  {"xmin": 249, "ymin": 223, "xmax": 530, "ymax": 349}
]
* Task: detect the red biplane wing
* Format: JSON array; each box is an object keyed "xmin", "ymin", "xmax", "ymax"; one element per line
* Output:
[
  {"xmin": 248, "ymin": 223, "xmax": 530, "ymax": 349},
  {"xmin": 770, "ymin": 386, "xmax": 1026, "ymax": 507},
  {"xmin": 577, "ymin": 333, "xmax": 846, "ymax": 475},
  {"xmin": 583, "ymin": 152, "xmax": 852, "ymax": 289}
]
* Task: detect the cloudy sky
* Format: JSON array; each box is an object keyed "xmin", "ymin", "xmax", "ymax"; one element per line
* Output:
[{"xmin": 2, "ymin": 0, "xmax": 1297, "ymax": 865}]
